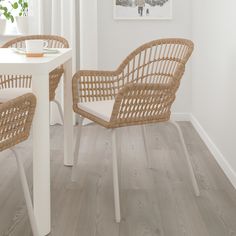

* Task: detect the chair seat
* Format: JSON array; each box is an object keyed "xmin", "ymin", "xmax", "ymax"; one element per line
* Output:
[
  {"xmin": 0, "ymin": 88, "xmax": 32, "ymax": 103},
  {"xmin": 78, "ymin": 100, "xmax": 115, "ymax": 122}
]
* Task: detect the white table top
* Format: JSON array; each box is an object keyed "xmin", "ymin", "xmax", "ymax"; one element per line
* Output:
[{"xmin": 0, "ymin": 48, "xmax": 72, "ymax": 74}]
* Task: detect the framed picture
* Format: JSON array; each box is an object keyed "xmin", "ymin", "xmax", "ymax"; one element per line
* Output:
[{"xmin": 114, "ymin": 0, "xmax": 172, "ymax": 20}]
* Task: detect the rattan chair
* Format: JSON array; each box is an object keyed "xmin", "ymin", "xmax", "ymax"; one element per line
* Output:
[
  {"xmin": 1, "ymin": 35, "xmax": 69, "ymax": 123},
  {"xmin": 0, "ymin": 93, "xmax": 39, "ymax": 236},
  {"xmin": 72, "ymin": 38, "xmax": 200, "ymax": 222}
]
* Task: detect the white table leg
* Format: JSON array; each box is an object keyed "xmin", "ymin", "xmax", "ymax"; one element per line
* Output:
[
  {"xmin": 32, "ymin": 73, "xmax": 51, "ymax": 236},
  {"xmin": 63, "ymin": 59, "xmax": 74, "ymax": 166}
]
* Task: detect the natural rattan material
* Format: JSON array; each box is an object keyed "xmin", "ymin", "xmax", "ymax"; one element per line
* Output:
[
  {"xmin": 0, "ymin": 93, "xmax": 36, "ymax": 152},
  {"xmin": 1, "ymin": 35, "xmax": 69, "ymax": 101},
  {"xmin": 73, "ymin": 38, "xmax": 193, "ymax": 128}
]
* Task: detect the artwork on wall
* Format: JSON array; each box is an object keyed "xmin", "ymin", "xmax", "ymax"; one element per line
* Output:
[{"xmin": 114, "ymin": 0, "xmax": 172, "ymax": 20}]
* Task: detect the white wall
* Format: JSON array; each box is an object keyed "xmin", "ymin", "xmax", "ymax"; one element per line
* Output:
[
  {"xmin": 80, "ymin": 0, "xmax": 98, "ymax": 69},
  {"xmin": 98, "ymin": 0, "xmax": 193, "ymax": 113},
  {"xmin": 192, "ymin": 0, "xmax": 236, "ymax": 186},
  {"xmin": 0, "ymin": 35, "xmax": 15, "ymax": 46}
]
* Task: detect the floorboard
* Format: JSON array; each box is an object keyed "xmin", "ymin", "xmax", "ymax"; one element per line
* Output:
[{"xmin": 0, "ymin": 122, "xmax": 235, "ymax": 236}]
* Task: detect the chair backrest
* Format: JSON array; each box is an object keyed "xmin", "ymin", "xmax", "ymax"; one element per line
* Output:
[
  {"xmin": 0, "ymin": 93, "xmax": 36, "ymax": 152},
  {"xmin": 110, "ymin": 38, "xmax": 194, "ymax": 127},
  {"xmin": 116, "ymin": 38, "xmax": 193, "ymax": 89},
  {"xmin": 2, "ymin": 35, "xmax": 69, "ymax": 49}
]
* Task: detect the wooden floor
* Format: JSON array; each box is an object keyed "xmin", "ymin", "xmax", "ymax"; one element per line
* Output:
[{"xmin": 0, "ymin": 122, "xmax": 236, "ymax": 236}]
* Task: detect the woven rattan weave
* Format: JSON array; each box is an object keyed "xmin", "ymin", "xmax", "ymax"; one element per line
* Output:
[
  {"xmin": 1, "ymin": 35, "xmax": 69, "ymax": 101},
  {"xmin": 0, "ymin": 93, "xmax": 36, "ymax": 151},
  {"xmin": 72, "ymin": 38, "xmax": 194, "ymax": 128}
]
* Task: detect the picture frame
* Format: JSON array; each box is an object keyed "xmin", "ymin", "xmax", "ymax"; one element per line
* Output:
[{"xmin": 114, "ymin": 0, "xmax": 172, "ymax": 20}]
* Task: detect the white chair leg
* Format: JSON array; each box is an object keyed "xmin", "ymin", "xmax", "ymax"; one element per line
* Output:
[
  {"xmin": 11, "ymin": 149, "xmax": 40, "ymax": 236},
  {"xmin": 141, "ymin": 125, "xmax": 152, "ymax": 169},
  {"xmin": 52, "ymin": 99, "xmax": 64, "ymax": 124},
  {"xmin": 112, "ymin": 129, "xmax": 121, "ymax": 223},
  {"xmin": 71, "ymin": 116, "xmax": 83, "ymax": 182},
  {"xmin": 170, "ymin": 121, "xmax": 200, "ymax": 197}
]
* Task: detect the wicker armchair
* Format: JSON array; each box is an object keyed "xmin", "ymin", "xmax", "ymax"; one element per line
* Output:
[
  {"xmin": 72, "ymin": 38, "xmax": 200, "ymax": 222},
  {"xmin": 1, "ymin": 35, "xmax": 69, "ymax": 122},
  {"xmin": 0, "ymin": 93, "xmax": 39, "ymax": 236}
]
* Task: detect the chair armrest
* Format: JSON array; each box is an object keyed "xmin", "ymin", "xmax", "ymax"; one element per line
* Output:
[
  {"xmin": 72, "ymin": 70, "xmax": 119, "ymax": 111},
  {"xmin": 109, "ymin": 82, "xmax": 177, "ymax": 127},
  {"xmin": 0, "ymin": 93, "xmax": 36, "ymax": 152}
]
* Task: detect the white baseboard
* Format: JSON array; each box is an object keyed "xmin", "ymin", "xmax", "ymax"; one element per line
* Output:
[
  {"xmin": 171, "ymin": 112, "xmax": 236, "ymax": 189},
  {"xmin": 190, "ymin": 114, "xmax": 236, "ymax": 189}
]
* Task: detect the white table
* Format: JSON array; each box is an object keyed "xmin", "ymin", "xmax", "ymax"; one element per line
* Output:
[{"xmin": 0, "ymin": 49, "xmax": 74, "ymax": 236}]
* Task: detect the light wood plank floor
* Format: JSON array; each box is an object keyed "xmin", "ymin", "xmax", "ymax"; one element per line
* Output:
[{"xmin": 0, "ymin": 122, "xmax": 236, "ymax": 236}]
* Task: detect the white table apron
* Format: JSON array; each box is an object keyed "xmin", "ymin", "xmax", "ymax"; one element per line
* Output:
[{"xmin": 0, "ymin": 49, "xmax": 74, "ymax": 236}]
